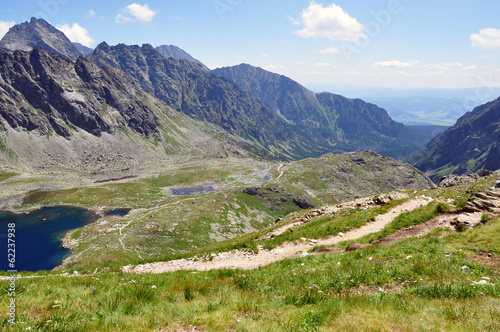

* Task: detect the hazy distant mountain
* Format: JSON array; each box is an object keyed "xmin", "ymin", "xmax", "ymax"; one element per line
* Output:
[
  {"xmin": 406, "ymin": 125, "xmax": 449, "ymax": 149},
  {"xmin": 88, "ymin": 43, "xmax": 328, "ymax": 160},
  {"xmin": 213, "ymin": 64, "xmax": 420, "ymax": 160},
  {"xmin": 156, "ymin": 45, "xmax": 209, "ymax": 70},
  {"xmin": 73, "ymin": 42, "xmax": 94, "ymax": 56},
  {"xmin": 0, "ymin": 18, "xmax": 81, "ymax": 60},
  {"xmin": 413, "ymin": 96, "xmax": 500, "ymax": 180}
]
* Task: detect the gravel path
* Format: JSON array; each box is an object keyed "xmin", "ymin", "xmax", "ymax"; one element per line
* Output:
[{"xmin": 124, "ymin": 198, "xmax": 432, "ymax": 274}]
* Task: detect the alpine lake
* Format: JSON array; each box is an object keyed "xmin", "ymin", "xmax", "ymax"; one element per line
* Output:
[{"xmin": 0, "ymin": 206, "xmax": 130, "ymax": 271}]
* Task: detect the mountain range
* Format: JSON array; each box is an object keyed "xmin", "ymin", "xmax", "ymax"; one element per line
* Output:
[
  {"xmin": 155, "ymin": 44, "xmax": 209, "ymax": 71},
  {"xmin": 87, "ymin": 42, "xmax": 327, "ymax": 160}
]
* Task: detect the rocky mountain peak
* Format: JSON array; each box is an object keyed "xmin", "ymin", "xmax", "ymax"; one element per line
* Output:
[{"xmin": 0, "ymin": 17, "xmax": 81, "ymax": 60}]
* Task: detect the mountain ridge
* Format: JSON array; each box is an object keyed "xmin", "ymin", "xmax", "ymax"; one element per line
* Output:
[
  {"xmin": 413, "ymin": 96, "xmax": 500, "ymax": 180},
  {"xmin": 87, "ymin": 42, "xmax": 329, "ymax": 160},
  {"xmin": 155, "ymin": 44, "xmax": 209, "ymax": 70},
  {"xmin": 213, "ymin": 63, "xmax": 421, "ymax": 160}
]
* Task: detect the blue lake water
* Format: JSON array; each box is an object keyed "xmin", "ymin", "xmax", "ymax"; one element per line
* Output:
[
  {"xmin": 0, "ymin": 206, "xmax": 99, "ymax": 272},
  {"xmin": 105, "ymin": 208, "xmax": 131, "ymax": 217}
]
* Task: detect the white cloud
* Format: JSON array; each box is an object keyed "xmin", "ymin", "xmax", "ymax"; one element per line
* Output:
[
  {"xmin": 56, "ymin": 23, "xmax": 94, "ymax": 47},
  {"xmin": 462, "ymin": 65, "xmax": 477, "ymax": 71},
  {"xmin": 315, "ymin": 62, "xmax": 335, "ymax": 67},
  {"xmin": 295, "ymin": 61, "xmax": 307, "ymax": 66},
  {"xmin": 116, "ymin": 3, "xmax": 158, "ymax": 23},
  {"xmin": 0, "ymin": 20, "xmax": 15, "ymax": 39},
  {"xmin": 422, "ymin": 63, "xmax": 451, "ymax": 72},
  {"xmin": 292, "ymin": 2, "xmax": 365, "ymax": 42},
  {"xmin": 317, "ymin": 47, "xmax": 341, "ymax": 54},
  {"xmin": 374, "ymin": 60, "xmax": 417, "ymax": 69},
  {"xmin": 260, "ymin": 53, "xmax": 270, "ymax": 58},
  {"xmin": 471, "ymin": 28, "xmax": 500, "ymax": 49}
]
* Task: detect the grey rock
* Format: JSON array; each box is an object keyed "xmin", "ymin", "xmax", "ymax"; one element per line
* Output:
[
  {"xmin": 438, "ymin": 173, "xmax": 480, "ymax": 188},
  {"xmin": 0, "ymin": 47, "xmax": 161, "ymax": 138}
]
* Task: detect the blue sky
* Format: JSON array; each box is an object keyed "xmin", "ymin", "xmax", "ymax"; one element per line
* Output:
[{"xmin": 1, "ymin": 0, "xmax": 500, "ymax": 90}]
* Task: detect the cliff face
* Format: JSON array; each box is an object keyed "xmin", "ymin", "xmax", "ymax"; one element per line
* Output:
[
  {"xmin": 0, "ymin": 18, "xmax": 82, "ymax": 60},
  {"xmin": 0, "ymin": 47, "xmax": 163, "ymax": 138},
  {"xmin": 413, "ymin": 96, "xmax": 500, "ymax": 180}
]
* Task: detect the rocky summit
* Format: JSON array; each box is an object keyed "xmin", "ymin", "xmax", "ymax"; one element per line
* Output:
[{"xmin": 0, "ymin": 17, "xmax": 81, "ymax": 60}]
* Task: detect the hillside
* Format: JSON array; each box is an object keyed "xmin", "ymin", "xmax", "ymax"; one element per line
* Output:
[
  {"xmin": 213, "ymin": 64, "xmax": 420, "ymax": 160},
  {"xmin": 1, "ymin": 163, "xmax": 498, "ymax": 331},
  {"xmin": 73, "ymin": 42, "xmax": 93, "ymax": 56},
  {"xmin": 413, "ymin": 96, "xmax": 500, "ymax": 180}
]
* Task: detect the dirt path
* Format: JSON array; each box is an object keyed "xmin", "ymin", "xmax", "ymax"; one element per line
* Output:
[{"xmin": 124, "ymin": 198, "xmax": 431, "ymax": 274}]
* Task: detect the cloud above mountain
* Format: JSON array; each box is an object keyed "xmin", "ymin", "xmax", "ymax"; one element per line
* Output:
[
  {"xmin": 291, "ymin": 2, "xmax": 365, "ymax": 42},
  {"xmin": 57, "ymin": 23, "xmax": 94, "ymax": 47},
  {"xmin": 116, "ymin": 3, "xmax": 158, "ymax": 23}
]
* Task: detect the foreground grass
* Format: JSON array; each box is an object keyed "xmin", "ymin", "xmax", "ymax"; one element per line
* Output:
[{"xmin": 2, "ymin": 216, "xmax": 499, "ymax": 331}]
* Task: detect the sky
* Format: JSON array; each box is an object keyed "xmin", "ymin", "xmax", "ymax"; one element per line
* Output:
[{"xmin": 1, "ymin": 0, "xmax": 500, "ymax": 92}]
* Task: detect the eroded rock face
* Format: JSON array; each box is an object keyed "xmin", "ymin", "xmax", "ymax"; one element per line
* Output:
[{"xmin": 0, "ymin": 47, "xmax": 162, "ymax": 138}]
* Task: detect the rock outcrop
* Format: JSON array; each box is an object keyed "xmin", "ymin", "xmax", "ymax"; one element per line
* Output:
[{"xmin": 438, "ymin": 173, "xmax": 481, "ymax": 188}]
